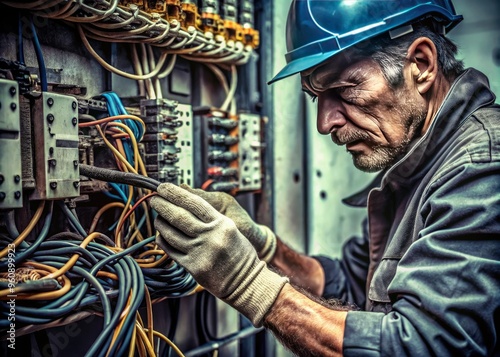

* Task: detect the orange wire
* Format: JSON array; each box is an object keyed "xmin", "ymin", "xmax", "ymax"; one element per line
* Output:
[
  {"xmin": 78, "ymin": 114, "xmax": 145, "ymax": 130},
  {"xmin": 115, "ymin": 192, "xmax": 157, "ymax": 245},
  {"xmin": 201, "ymin": 179, "xmax": 215, "ymax": 191}
]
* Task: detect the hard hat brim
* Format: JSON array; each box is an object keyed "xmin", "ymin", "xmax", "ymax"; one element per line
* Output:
[{"xmin": 267, "ymin": 51, "xmax": 339, "ymax": 85}]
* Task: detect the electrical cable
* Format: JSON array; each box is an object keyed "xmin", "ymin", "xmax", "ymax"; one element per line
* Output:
[
  {"xmin": 78, "ymin": 25, "xmax": 169, "ymax": 80},
  {"xmin": 17, "ymin": 12, "xmax": 25, "ymax": 65},
  {"xmin": 80, "ymin": 164, "xmax": 160, "ymax": 191},
  {"xmin": 0, "ymin": 200, "xmax": 45, "ymax": 258},
  {"xmin": 29, "ymin": 18, "xmax": 48, "ymax": 91},
  {"xmin": 183, "ymin": 326, "xmax": 264, "ymax": 357}
]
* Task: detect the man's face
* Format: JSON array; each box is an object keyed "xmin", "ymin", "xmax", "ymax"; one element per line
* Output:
[{"xmin": 301, "ymin": 55, "xmax": 427, "ymax": 172}]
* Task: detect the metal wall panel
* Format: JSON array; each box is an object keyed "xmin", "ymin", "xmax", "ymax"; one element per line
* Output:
[{"xmin": 449, "ymin": 0, "xmax": 500, "ymax": 96}]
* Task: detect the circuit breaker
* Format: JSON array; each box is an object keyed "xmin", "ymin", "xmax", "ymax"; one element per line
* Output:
[
  {"xmin": 30, "ymin": 92, "xmax": 80, "ymax": 200},
  {"xmin": 0, "ymin": 79, "xmax": 22, "ymax": 208}
]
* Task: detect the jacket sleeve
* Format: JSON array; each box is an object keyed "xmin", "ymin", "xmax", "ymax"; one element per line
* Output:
[
  {"xmin": 343, "ymin": 162, "xmax": 500, "ymax": 356},
  {"xmin": 313, "ymin": 217, "xmax": 370, "ymax": 309}
]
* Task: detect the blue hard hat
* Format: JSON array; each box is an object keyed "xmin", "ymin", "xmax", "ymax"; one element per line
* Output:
[{"xmin": 268, "ymin": 0, "xmax": 463, "ymax": 84}]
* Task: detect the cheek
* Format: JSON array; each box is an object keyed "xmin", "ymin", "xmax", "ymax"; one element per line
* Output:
[{"xmin": 345, "ymin": 106, "xmax": 390, "ymax": 139}]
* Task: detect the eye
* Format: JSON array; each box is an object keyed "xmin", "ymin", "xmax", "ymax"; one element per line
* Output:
[
  {"xmin": 306, "ymin": 92, "xmax": 317, "ymax": 103},
  {"xmin": 302, "ymin": 89, "xmax": 318, "ymax": 103}
]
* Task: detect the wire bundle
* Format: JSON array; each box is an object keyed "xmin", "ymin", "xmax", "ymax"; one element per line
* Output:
[
  {"xmin": 1, "ymin": 0, "xmax": 254, "ymax": 68},
  {"xmin": 0, "ymin": 198, "xmax": 197, "ymax": 356}
]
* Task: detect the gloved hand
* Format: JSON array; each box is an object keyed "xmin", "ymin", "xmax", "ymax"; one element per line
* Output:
[
  {"xmin": 180, "ymin": 184, "xmax": 277, "ymax": 263},
  {"xmin": 150, "ymin": 183, "xmax": 288, "ymax": 326}
]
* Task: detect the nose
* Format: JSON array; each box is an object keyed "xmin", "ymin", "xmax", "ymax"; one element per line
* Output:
[{"xmin": 316, "ymin": 93, "xmax": 348, "ymax": 135}]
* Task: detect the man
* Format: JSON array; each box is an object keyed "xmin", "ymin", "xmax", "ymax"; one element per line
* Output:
[{"xmin": 150, "ymin": 0, "xmax": 500, "ymax": 355}]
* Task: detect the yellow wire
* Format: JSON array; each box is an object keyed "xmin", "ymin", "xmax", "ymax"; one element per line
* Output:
[
  {"xmin": 89, "ymin": 202, "xmax": 125, "ymax": 233},
  {"xmin": 137, "ymin": 250, "xmax": 165, "ymax": 259},
  {"xmin": 135, "ymin": 323, "xmax": 157, "ymax": 357},
  {"xmin": 144, "ymin": 329, "xmax": 186, "ymax": 357},
  {"xmin": 128, "ymin": 323, "xmax": 139, "ymax": 357},
  {"xmin": 0, "ymin": 262, "xmax": 71, "ymax": 300},
  {"xmin": 137, "ymin": 254, "xmax": 170, "ymax": 269},
  {"xmin": 106, "ymin": 122, "xmax": 140, "ymax": 172},
  {"xmin": 42, "ymin": 232, "xmax": 101, "ymax": 280},
  {"xmin": 115, "ymin": 184, "xmax": 135, "ymax": 248},
  {"xmin": 106, "ymin": 291, "xmax": 134, "ymax": 357},
  {"xmin": 79, "ymin": 114, "xmax": 146, "ymax": 140},
  {"xmin": 136, "ymin": 325, "xmax": 147, "ymax": 357},
  {"xmin": 144, "ymin": 285, "xmax": 154, "ymax": 346},
  {"xmin": 0, "ymin": 200, "xmax": 45, "ymax": 258},
  {"xmin": 95, "ymin": 125, "xmax": 137, "ymax": 173}
]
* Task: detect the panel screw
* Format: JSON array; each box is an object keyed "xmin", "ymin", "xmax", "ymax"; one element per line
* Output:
[
  {"xmin": 47, "ymin": 114, "xmax": 54, "ymax": 123},
  {"xmin": 0, "ymin": 175, "xmax": 3, "ymax": 184},
  {"xmin": 73, "ymin": 181, "xmax": 80, "ymax": 188},
  {"xmin": 10, "ymin": 103, "xmax": 16, "ymax": 111},
  {"xmin": 72, "ymin": 101, "xmax": 77, "ymax": 110},
  {"xmin": 14, "ymin": 191, "xmax": 21, "ymax": 199},
  {"xmin": 50, "ymin": 182, "xmax": 57, "ymax": 189},
  {"xmin": 47, "ymin": 97, "xmax": 54, "ymax": 106},
  {"xmin": 49, "ymin": 147, "xmax": 54, "ymax": 155},
  {"xmin": 0, "ymin": 192, "xmax": 5, "ymax": 201},
  {"xmin": 9, "ymin": 87, "xmax": 16, "ymax": 96},
  {"xmin": 14, "ymin": 175, "xmax": 20, "ymax": 183},
  {"xmin": 73, "ymin": 160, "xmax": 79, "ymax": 167},
  {"xmin": 72, "ymin": 117, "xmax": 77, "ymax": 126}
]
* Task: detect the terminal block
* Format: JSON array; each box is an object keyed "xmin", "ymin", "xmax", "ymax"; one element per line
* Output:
[
  {"xmin": 180, "ymin": 2, "xmax": 202, "ymax": 30},
  {"xmin": 176, "ymin": 103, "xmax": 194, "ymax": 186},
  {"xmin": 195, "ymin": 107, "xmax": 239, "ymax": 193},
  {"xmin": 141, "ymin": 98, "xmax": 182, "ymax": 183},
  {"xmin": 0, "ymin": 79, "xmax": 23, "ymax": 209},
  {"xmin": 30, "ymin": 92, "xmax": 80, "ymax": 200},
  {"xmin": 238, "ymin": 113, "xmax": 262, "ymax": 191}
]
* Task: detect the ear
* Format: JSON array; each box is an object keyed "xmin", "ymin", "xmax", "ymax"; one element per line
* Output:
[{"xmin": 407, "ymin": 37, "xmax": 438, "ymax": 94}]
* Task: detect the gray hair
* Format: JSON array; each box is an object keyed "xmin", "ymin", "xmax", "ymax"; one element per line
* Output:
[{"xmin": 348, "ymin": 22, "xmax": 465, "ymax": 89}]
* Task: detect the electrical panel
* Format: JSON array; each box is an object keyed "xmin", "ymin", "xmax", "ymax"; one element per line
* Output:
[
  {"xmin": 0, "ymin": 79, "xmax": 22, "ymax": 209},
  {"xmin": 0, "ymin": 0, "xmax": 266, "ymax": 355}
]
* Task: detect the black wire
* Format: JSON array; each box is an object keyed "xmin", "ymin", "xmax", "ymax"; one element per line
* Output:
[{"xmin": 79, "ymin": 164, "xmax": 161, "ymax": 191}]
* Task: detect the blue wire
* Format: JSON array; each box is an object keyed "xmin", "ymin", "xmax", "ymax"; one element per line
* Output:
[
  {"xmin": 101, "ymin": 189, "xmax": 124, "ymax": 202},
  {"xmin": 110, "ymin": 92, "xmax": 142, "ymax": 139},
  {"xmin": 109, "ymin": 182, "xmax": 128, "ymax": 203},
  {"xmin": 18, "ymin": 13, "xmax": 25, "ymax": 65},
  {"xmin": 29, "ymin": 19, "xmax": 47, "ymax": 91},
  {"xmin": 101, "ymin": 92, "xmax": 136, "ymax": 164}
]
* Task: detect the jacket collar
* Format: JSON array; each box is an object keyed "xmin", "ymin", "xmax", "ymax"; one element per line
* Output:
[{"xmin": 343, "ymin": 68, "xmax": 497, "ymax": 207}]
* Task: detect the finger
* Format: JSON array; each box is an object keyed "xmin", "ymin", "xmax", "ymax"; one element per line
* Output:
[
  {"xmin": 180, "ymin": 184, "xmax": 225, "ymax": 211},
  {"xmin": 150, "ymin": 196, "xmax": 211, "ymax": 237},
  {"xmin": 154, "ymin": 217, "xmax": 191, "ymax": 254},
  {"xmin": 155, "ymin": 231, "xmax": 183, "ymax": 258},
  {"xmin": 156, "ymin": 183, "xmax": 218, "ymax": 222}
]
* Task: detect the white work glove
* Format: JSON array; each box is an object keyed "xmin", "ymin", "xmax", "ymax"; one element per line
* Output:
[
  {"xmin": 180, "ymin": 184, "xmax": 277, "ymax": 263},
  {"xmin": 150, "ymin": 183, "xmax": 288, "ymax": 326}
]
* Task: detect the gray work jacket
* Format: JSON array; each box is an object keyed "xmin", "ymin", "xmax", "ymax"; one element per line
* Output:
[{"xmin": 314, "ymin": 68, "xmax": 500, "ymax": 356}]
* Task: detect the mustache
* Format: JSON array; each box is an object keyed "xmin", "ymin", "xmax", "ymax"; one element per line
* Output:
[{"xmin": 331, "ymin": 129, "xmax": 371, "ymax": 145}]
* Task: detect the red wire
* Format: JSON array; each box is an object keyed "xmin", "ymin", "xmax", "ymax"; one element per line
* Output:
[
  {"xmin": 116, "ymin": 192, "xmax": 158, "ymax": 244},
  {"xmin": 201, "ymin": 179, "xmax": 215, "ymax": 191}
]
